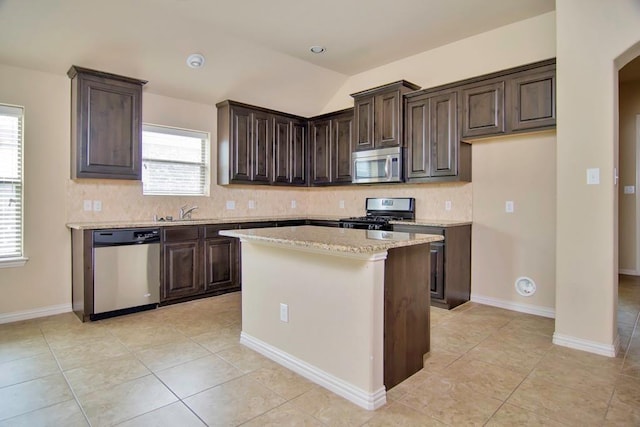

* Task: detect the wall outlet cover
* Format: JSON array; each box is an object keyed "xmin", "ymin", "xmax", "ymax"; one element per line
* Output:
[
  {"xmin": 92, "ymin": 200, "xmax": 102, "ymax": 212},
  {"xmin": 445, "ymin": 201, "xmax": 452, "ymax": 211},
  {"xmin": 83, "ymin": 200, "xmax": 92, "ymax": 211},
  {"xmin": 226, "ymin": 200, "xmax": 236, "ymax": 210},
  {"xmin": 505, "ymin": 201, "xmax": 514, "ymax": 213},
  {"xmin": 587, "ymin": 168, "xmax": 600, "ymax": 185}
]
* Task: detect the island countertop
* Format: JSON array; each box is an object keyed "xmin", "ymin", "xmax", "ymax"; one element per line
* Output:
[{"xmin": 220, "ymin": 225, "xmax": 443, "ymax": 254}]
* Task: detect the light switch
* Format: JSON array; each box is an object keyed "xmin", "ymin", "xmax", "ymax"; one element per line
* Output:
[
  {"xmin": 445, "ymin": 201, "xmax": 452, "ymax": 211},
  {"xmin": 93, "ymin": 200, "xmax": 102, "ymax": 212},
  {"xmin": 587, "ymin": 168, "xmax": 600, "ymax": 185},
  {"xmin": 226, "ymin": 200, "xmax": 235, "ymax": 210},
  {"xmin": 624, "ymin": 185, "xmax": 635, "ymax": 194},
  {"xmin": 83, "ymin": 200, "xmax": 92, "ymax": 211},
  {"xmin": 505, "ymin": 201, "xmax": 514, "ymax": 213}
]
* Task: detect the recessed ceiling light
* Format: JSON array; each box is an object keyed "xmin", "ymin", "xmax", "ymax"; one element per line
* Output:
[
  {"xmin": 310, "ymin": 46, "xmax": 326, "ymax": 54},
  {"xmin": 186, "ymin": 53, "xmax": 205, "ymax": 68}
]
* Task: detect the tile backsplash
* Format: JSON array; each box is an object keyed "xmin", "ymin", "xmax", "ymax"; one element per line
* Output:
[{"xmin": 67, "ymin": 179, "xmax": 472, "ymax": 223}]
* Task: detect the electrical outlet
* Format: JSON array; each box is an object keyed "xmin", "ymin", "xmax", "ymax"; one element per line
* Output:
[
  {"xmin": 290, "ymin": 200, "xmax": 296, "ymax": 209},
  {"xmin": 248, "ymin": 200, "xmax": 256, "ymax": 209},
  {"xmin": 587, "ymin": 168, "xmax": 600, "ymax": 185},
  {"xmin": 505, "ymin": 201, "xmax": 514, "ymax": 213},
  {"xmin": 93, "ymin": 200, "xmax": 102, "ymax": 212},
  {"xmin": 445, "ymin": 201, "xmax": 452, "ymax": 211},
  {"xmin": 280, "ymin": 303, "xmax": 289, "ymax": 323},
  {"xmin": 83, "ymin": 200, "xmax": 92, "ymax": 211},
  {"xmin": 226, "ymin": 200, "xmax": 235, "ymax": 210},
  {"xmin": 339, "ymin": 200, "xmax": 345, "ymax": 209}
]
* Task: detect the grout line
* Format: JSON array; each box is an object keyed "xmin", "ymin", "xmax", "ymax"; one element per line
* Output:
[{"xmin": 39, "ymin": 325, "xmax": 94, "ymax": 427}]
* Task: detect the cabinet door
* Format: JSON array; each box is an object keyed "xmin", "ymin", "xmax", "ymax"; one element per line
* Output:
[
  {"xmin": 509, "ymin": 68, "xmax": 556, "ymax": 131},
  {"xmin": 309, "ymin": 119, "xmax": 332, "ymax": 185},
  {"xmin": 203, "ymin": 238, "xmax": 239, "ymax": 293},
  {"xmin": 291, "ymin": 119, "xmax": 307, "ymax": 185},
  {"xmin": 430, "ymin": 91, "xmax": 458, "ymax": 177},
  {"xmin": 430, "ymin": 242, "xmax": 445, "ymax": 301},
  {"xmin": 461, "ymin": 80, "xmax": 505, "ymax": 139},
  {"xmin": 229, "ymin": 105, "xmax": 253, "ymax": 182},
  {"xmin": 252, "ymin": 111, "xmax": 272, "ymax": 183},
  {"xmin": 374, "ymin": 91, "xmax": 401, "ymax": 148},
  {"xmin": 354, "ymin": 96, "xmax": 374, "ymax": 151},
  {"xmin": 406, "ymin": 98, "xmax": 430, "ymax": 179},
  {"xmin": 73, "ymin": 76, "xmax": 143, "ymax": 179},
  {"xmin": 161, "ymin": 240, "xmax": 202, "ymax": 301},
  {"xmin": 273, "ymin": 116, "xmax": 291, "ymax": 184},
  {"xmin": 332, "ymin": 112, "xmax": 354, "ymax": 183}
]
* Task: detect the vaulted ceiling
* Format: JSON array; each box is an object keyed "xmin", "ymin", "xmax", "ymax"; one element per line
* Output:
[{"xmin": 0, "ymin": 0, "xmax": 555, "ymax": 115}]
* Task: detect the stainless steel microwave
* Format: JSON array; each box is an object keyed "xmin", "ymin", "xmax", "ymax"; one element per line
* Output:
[{"xmin": 352, "ymin": 147, "xmax": 402, "ymax": 184}]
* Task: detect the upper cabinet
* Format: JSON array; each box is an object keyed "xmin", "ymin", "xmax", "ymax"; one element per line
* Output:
[
  {"xmin": 351, "ymin": 80, "xmax": 420, "ymax": 151},
  {"xmin": 405, "ymin": 89, "xmax": 471, "ymax": 182},
  {"xmin": 508, "ymin": 64, "xmax": 556, "ymax": 132},
  {"xmin": 68, "ymin": 66, "xmax": 147, "ymax": 180},
  {"xmin": 217, "ymin": 100, "xmax": 307, "ymax": 186},
  {"xmin": 459, "ymin": 59, "xmax": 556, "ymax": 141},
  {"xmin": 308, "ymin": 109, "xmax": 354, "ymax": 186}
]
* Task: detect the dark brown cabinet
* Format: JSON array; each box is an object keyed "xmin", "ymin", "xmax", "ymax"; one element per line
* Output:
[
  {"xmin": 203, "ymin": 225, "xmax": 239, "ymax": 293},
  {"xmin": 68, "ymin": 66, "xmax": 146, "ymax": 180},
  {"xmin": 218, "ymin": 101, "xmax": 306, "ymax": 186},
  {"xmin": 160, "ymin": 224, "xmax": 240, "ymax": 304},
  {"xmin": 309, "ymin": 109, "xmax": 354, "ymax": 185},
  {"xmin": 273, "ymin": 116, "xmax": 307, "ymax": 186},
  {"xmin": 351, "ymin": 80, "xmax": 420, "ymax": 151},
  {"xmin": 461, "ymin": 80, "xmax": 506, "ymax": 139},
  {"xmin": 405, "ymin": 89, "xmax": 471, "ymax": 182},
  {"xmin": 161, "ymin": 227, "xmax": 203, "ymax": 302},
  {"xmin": 509, "ymin": 66, "xmax": 556, "ymax": 132},
  {"xmin": 217, "ymin": 102, "xmax": 271, "ymax": 185},
  {"xmin": 392, "ymin": 224, "xmax": 471, "ymax": 309}
]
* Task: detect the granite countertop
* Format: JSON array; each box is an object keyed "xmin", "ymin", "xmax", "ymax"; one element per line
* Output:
[
  {"xmin": 66, "ymin": 216, "xmax": 470, "ymax": 230},
  {"xmin": 66, "ymin": 215, "xmax": 341, "ymax": 230},
  {"xmin": 220, "ymin": 225, "xmax": 444, "ymax": 254}
]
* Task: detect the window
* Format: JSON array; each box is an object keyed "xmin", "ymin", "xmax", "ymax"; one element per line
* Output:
[
  {"xmin": 141, "ymin": 124, "xmax": 210, "ymax": 196},
  {"xmin": 0, "ymin": 104, "xmax": 26, "ymax": 266}
]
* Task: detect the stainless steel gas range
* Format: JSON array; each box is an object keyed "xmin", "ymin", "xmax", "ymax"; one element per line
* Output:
[{"xmin": 339, "ymin": 197, "xmax": 415, "ymax": 230}]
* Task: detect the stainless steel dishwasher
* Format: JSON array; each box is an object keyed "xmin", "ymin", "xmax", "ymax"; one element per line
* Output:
[{"xmin": 92, "ymin": 228, "xmax": 160, "ymax": 319}]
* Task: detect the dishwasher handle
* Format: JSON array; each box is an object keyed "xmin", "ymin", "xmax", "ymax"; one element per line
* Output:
[{"xmin": 93, "ymin": 228, "xmax": 160, "ymax": 247}]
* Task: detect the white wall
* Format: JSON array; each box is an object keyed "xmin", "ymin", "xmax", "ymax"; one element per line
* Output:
[
  {"xmin": 555, "ymin": 0, "xmax": 640, "ymax": 355},
  {"xmin": 0, "ymin": 64, "xmax": 72, "ymax": 318}
]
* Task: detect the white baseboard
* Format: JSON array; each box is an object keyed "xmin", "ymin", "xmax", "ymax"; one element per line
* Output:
[
  {"xmin": 619, "ymin": 269, "xmax": 639, "ymax": 276},
  {"xmin": 240, "ymin": 332, "xmax": 386, "ymax": 410},
  {"xmin": 552, "ymin": 332, "xmax": 618, "ymax": 357},
  {"xmin": 0, "ymin": 303, "xmax": 72, "ymax": 324},
  {"xmin": 470, "ymin": 294, "xmax": 555, "ymax": 318}
]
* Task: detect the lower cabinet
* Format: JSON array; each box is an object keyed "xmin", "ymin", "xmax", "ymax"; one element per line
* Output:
[
  {"xmin": 393, "ymin": 224, "xmax": 471, "ymax": 309},
  {"xmin": 161, "ymin": 224, "xmax": 240, "ymax": 304}
]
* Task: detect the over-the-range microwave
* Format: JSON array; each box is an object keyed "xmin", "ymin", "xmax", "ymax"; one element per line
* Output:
[{"xmin": 352, "ymin": 146, "xmax": 402, "ymax": 184}]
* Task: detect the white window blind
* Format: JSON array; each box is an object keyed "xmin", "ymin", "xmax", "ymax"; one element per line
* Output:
[
  {"xmin": 141, "ymin": 124, "xmax": 210, "ymax": 196},
  {"xmin": 0, "ymin": 104, "xmax": 24, "ymax": 262}
]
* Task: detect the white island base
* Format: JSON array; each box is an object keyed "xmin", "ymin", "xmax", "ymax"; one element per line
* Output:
[{"xmin": 221, "ymin": 226, "xmax": 440, "ymax": 410}]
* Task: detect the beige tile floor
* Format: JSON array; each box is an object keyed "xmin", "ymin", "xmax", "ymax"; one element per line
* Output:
[{"xmin": 1, "ymin": 276, "xmax": 639, "ymax": 426}]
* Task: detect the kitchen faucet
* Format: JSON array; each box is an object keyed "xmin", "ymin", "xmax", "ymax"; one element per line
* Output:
[{"xmin": 179, "ymin": 205, "xmax": 198, "ymax": 220}]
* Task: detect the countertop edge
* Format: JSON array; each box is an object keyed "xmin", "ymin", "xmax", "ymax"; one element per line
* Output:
[
  {"xmin": 66, "ymin": 216, "xmax": 471, "ymax": 230},
  {"xmin": 221, "ymin": 227, "xmax": 444, "ymax": 254}
]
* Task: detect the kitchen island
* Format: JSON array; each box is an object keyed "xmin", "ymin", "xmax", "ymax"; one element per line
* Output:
[{"xmin": 220, "ymin": 225, "xmax": 443, "ymax": 410}]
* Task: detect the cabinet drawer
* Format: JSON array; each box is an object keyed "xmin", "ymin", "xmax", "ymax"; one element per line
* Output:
[
  {"xmin": 162, "ymin": 226, "xmax": 199, "ymax": 242},
  {"xmin": 203, "ymin": 224, "xmax": 238, "ymax": 239}
]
